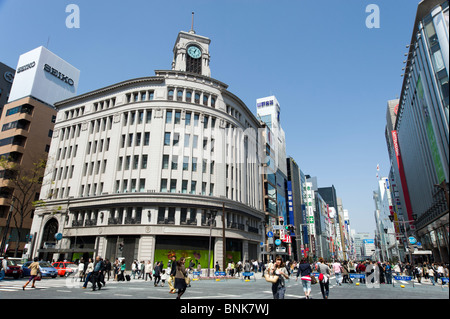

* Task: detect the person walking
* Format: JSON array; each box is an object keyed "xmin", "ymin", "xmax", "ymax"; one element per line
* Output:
[
  {"xmin": 82, "ymin": 258, "xmax": 94, "ymax": 289},
  {"xmin": 266, "ymin": 256, "xmax": 289, "ymax": 299},
  {"xmin": 244, "ymin": 260, "xmax": 251, "ymax": 280},
  {"xmin": 104, "ymin": 259, "xmax": 111, "ymax": 281},
  {"xmin": 22, "ymin": 257, "xmax": 41, "ymax": 290},
  {"xmin": 428, "ymin": 266, "xmax": 436, "ymax": 285},
  {"xmin": 92, "ymin": 256, "xmax": 104, "ymax": 291},
  {"xmin": 174, "ymin": 257, "xmax": 188, "ymax": 299},
  {"xmin": 153, "ymin": 262, "xmax": 162, "ymax": 287},
  {"xmin": 118, "ymin": 259, "xmax": 126, "ymax": 282},
  {"xmin": 317, "ymin": 258, "xmax": 331, "ymax": 299},
  {"xmin": 145, "ymin": 260, "xmax": 153, "ymax": 282},
  {"xmin": 385, "ymin": 261, "xmax": 392, "ymax": 285},
  {"xmin": 168, "ymin": 255, "xmax": 177, "ymax": 293},
  {"xmin": 296, "ymin": 258, "xmax": 313, "ymax": 299},
  {"xmin": 342, "ymin": 260, "xmax": 351, "ymax": 284},
  {"xmin": 332, "ymin": 260, "xmax": 343, "ymax": 286},
  {"xmin": 78, "ymin": 258, "xmax": 85, "ymax": 282}
]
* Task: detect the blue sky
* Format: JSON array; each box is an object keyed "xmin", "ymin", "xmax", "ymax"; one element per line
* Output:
[{"xmin": 0, "ymin": 0, "xmax": 420, "ymax": 235}]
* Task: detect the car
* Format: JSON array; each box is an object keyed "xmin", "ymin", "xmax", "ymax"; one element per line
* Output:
[
  {"xmin": 22, "ymin": 261, "xmax": 58, "ymax": 278},
  {"xmin": 52, "ymin": 261, "xmax": 78, "ymax": 277},
  {"xmin": 0, "ymin": 258, "xmax": 23, "ymax": 279}
]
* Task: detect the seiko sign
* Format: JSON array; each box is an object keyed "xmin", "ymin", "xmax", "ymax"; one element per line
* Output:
[
  {"xmin": 17, "ymin": 61, "xmax": 35, "ymax": 73},
  {"xmin": 44, "ymin": 63, "xmax": 74, "ymax": 86}
]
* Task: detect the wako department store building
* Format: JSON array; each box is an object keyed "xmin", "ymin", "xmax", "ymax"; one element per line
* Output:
[{"xmin": 29, "ymin": 29, "xmax": 266, "ymax": 268}]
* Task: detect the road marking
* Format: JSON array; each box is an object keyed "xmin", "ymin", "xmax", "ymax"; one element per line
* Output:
[{"xmin": 114, "ymin": 293, "xmax": 133, "ymax": 297}]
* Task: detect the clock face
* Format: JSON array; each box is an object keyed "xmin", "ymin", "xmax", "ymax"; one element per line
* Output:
[{"xmin": 187, "ymin": 46, "xmax": 202, "ymax": 59}]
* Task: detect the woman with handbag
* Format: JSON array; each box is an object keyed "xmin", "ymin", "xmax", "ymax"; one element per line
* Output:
[
  {"xmin": 174, "ymin": 257, "xmax": 188, "ymax": 299},
  {"xmin": 23, "ymin": 257, "xmax": 41, "ymax": 290},
  {"xmin": 265, "ymin": 256, "xmax": 289, "ymax": 299},
  {"xmin": 296, "ymin": 258, "xmax": 314, "ymax": 299},
  {"xmin": 317, "ymin": 257, "xmax": 331, "ymax": 299}
]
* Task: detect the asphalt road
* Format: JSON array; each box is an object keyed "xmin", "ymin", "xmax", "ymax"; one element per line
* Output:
[{"xmin": 1, "ymin": 273, "xmax": 448, "ymax": 300}]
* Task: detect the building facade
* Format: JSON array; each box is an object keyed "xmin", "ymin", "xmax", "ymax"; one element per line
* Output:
[
  {"xmin": 0, "ymin": 47, "xmax": 79, "ymax": 257},
  {"xmin": 392, "ymin": 0, "xmax": 449, "ymax": 263},
  {"xmin": 29, "ymin": 29, "xmax": 266, "ymax": 269}
]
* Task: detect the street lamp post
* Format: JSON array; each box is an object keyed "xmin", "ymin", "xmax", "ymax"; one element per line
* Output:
[{"xmin": 207, "ymin": 211, "xmax": 217, "ymax": 277}]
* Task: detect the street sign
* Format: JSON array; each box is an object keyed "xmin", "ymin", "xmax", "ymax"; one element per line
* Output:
[
  {"xmin": 55, "ymin": 233, "xmax": 63, "ymax": 241},
  {"xmin": 275, "ymin": 239, "xmax": 281, "ymax": 246},
  {"xmin": 272, "ymin": 225, "xmax": 284, "ymax": 230},
  {"xmin": 276, "ymin": 247, "xmax": 286, "ymax": 253},
  {"xmin": 408, "ymin": 236, "xmax": 417, "ymax": 245},
  {"xmin": 267, "ymin": 231, "xmax": 274, "ymax": 238}
]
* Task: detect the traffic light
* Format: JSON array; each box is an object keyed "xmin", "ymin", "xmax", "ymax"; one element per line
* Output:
[{"xmin": 285, "ymin": 224, "xmax": 296, "ymax": 234}]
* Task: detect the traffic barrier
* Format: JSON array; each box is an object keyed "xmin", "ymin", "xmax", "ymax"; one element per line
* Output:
[
  {"xmin": 241, "ymin": 272, "xmax": 256, "ymax": 282},
  {"xmin": 192, "ymin": 271, "xmax": 201, "ymax": 281},
  {"xmin": 393, "ymin": 275, "xmax": 414, "ymax": 288},
  {"xmin": 214, "ymin": 271, "xmax": 227, "ymax": 281}
]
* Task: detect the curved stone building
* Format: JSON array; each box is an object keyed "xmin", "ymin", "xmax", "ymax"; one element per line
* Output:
[{"xmin": 29, "ymin": 29, "xmax": 266, "ymax": 269}]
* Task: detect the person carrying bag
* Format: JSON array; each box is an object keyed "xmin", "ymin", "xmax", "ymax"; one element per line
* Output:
[{"xmin": 265, "ymin": 256, "xmax": 289, "ymax": 299}]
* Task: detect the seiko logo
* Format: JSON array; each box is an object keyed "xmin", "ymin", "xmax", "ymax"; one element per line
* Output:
[
  {"xmin": 43, "ymin": 63, "xmax": 74, "ymax": 86},
  {"xmin": 17, "ymin": 61, "xmax": 35, "ymax": 73}
]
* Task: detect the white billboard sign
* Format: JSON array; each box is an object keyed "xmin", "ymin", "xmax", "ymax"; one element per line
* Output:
[{"xmin": 8, "ymin": 46, "xmax": 80, "ymax": 105}]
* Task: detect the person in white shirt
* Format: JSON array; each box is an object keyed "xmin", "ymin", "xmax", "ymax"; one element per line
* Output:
[{"xmin": 145, "ymin": 261, "xmax": 153, "ymax": 281}]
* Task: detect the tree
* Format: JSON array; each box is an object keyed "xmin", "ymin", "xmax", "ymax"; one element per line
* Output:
[{"xmin": 0, "ymin": 154, "xmax": 50, "ymax": 257}]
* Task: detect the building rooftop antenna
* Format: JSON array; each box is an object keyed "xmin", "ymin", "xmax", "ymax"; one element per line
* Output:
[{"xmin": 189, "ymin": 12, "xmax": 196, "ymax": 34}]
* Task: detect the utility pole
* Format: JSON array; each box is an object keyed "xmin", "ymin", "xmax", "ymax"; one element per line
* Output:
[{"xmin": 222, "ymin": 202, "xmax": 226, "ymax": 272}]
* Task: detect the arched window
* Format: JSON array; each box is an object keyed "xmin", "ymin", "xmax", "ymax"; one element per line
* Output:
[
  {"xmin": 168, "ymin": 89, "xmax": 174, "ymax": 100},
  {"xmin": 41, "ymin": 218, "xmax": 59, "ymax": 245},
  {"xmin": 177, "ymin": 90, "xmax": 183, "ymax": 101}
]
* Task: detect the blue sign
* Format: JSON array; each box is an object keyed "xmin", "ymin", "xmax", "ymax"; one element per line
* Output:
[
  {"xmin": 267, "ymin": 231, "xmax": 274, "ymax": 238},
  {"xmin": 408, "ymin": 237, "xmax": 417, "ymax": 245},
  {"xmin": 242, "ymin": 272, "xmax": 254, "ymax": 277},
  {"xmin": 350, "ymin": 274, "xmax": 366, "ymax": 279},
  {"xmin": 215, "ymin": 271, "xmax": 226, "ymax": 277},
  {"xmin": 275, "ymin": 239, "xmax": 282, "ymax": 246},
  {"xmin": 55, "ymin": 233, "xmax": 63, "ymax": 241},
  {"xmin": 416, "ymin": 242, "xmax": 422, "ymax": 247},
  {"xmin": 394, "ymin": 276, "xmax": 412, "ymax": 281}
]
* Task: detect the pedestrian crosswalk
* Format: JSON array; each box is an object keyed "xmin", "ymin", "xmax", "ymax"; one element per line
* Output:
[{"xmin": 0, "ymin": 278, "xmax": 121, "ymax": 292}]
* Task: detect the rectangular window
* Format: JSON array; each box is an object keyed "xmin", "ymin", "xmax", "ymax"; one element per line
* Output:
[
  {"xmin": 166, "ymin": 110, "xmax": 172, "ymax": 124},
  {"xmin": 142, "ymin": 155, "xmax": 148, "ymax": 169},
  {"xmin": 202, "ymin": 182, "xmax": 207, "ymax": 195},
  {"xmin": 146, "ymin": 110, "xmax": 152, "ymax": 123},
  {"xmin": 183, "ymin": 156, "xmax": 189, "ymax": 171},
  {"xmin": 171, "ymin": 155, "xmax": 178, "ymax": 170},
  {"xmin": 185, "ymin": 112, "xmax": 191, "ymax": 126},
  {"xmin": 173, "ymin": 133, "xmax": 180, "ymax": 146},
  {"xmin": 162, "ymin": 155, "xmax": 169, "ymax": 169},
  {"xmin": 160, "ymin": 179, "xmax": 168, "ymax": 192},
  {"xmin": 133, "ymin": 155, "xmax": 139, "ymax": 170},
  {"xmin": 175, "ymin": 111, "xmax": 181, "ymax": 124},
  {"xmin": 164, "ymin": 132, "xmax": 171, "ymax": 146},
  {"xmin": 192, "ymin": 157, "xmax": 197, "ymax": 172},
  {"xmin": 135, "ymin": 133, "xmax": 141, "ymax": 146},
  {"xmin": 122, "ymin": 180, "xmax": 128, "ymax": 193},
  {"xmin": 144, "ymin": 132, "xmax": 150, "ymax": 145},
  {"xmin": 125, "ymin": 156, "xmax": 131, "ymax": 170},
  {"xmin": 182, "ymin": 180, "xmax": 188, "ymax": 194},
  {"xmin": 131, "ymin": 179, "xmax": 137, "ymax": 192},
  {"xmin": 194, "ymin": 113, "xmax": 199, "ymax": 127},
  {"xmin": 190, "ymin": 181, "xmax": 197, "ymax": 194},
  {"xmin": 184, "ymin": 134, "xmax": 190, "ymax": 148},
  {"xmin": 202, "ymin": 159, "xmax": 207, "ymax": 173},
  {"xmin": 128, "ymin": 134, "xmax": 133, "ymax": 147},
  {"xmin": 139, "ymin": 179, "xmax": 146, "ymax": 192},
  {"xmin": 170, "ymin": 179, "xmax": 177, "ymax": 193},
  {"xmin": 193, "ymin": 135, "xmax": 198, "ymax": 149},
  {"xmin": 117, "ymin": 157, "xmax": 123, "ymax": 171}
]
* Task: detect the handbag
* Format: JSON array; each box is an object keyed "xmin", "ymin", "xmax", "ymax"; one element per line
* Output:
[
  {"xmin": 311, "ymin": 274, "xmax": 317, "ymax": 285},
  {"xmin": 185, "ymin": 275, "xmax": 191, "ymax": 285},
  {"xmin": 264, "ymin": 273, "xmax": 279, "ymax": 284}
]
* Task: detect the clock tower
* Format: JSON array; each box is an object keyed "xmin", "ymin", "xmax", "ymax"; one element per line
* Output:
[{"xmin": 171, "ymin": 23, "xmax": 211, "ymax": 77}]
